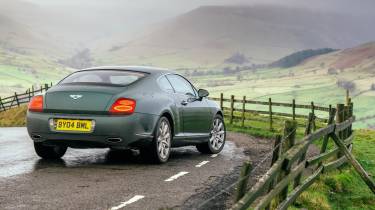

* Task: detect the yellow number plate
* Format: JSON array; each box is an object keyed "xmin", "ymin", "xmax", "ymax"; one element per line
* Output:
[{"xmin": 55, "ymin": 119, "xmax": 92, "ymax": 132}]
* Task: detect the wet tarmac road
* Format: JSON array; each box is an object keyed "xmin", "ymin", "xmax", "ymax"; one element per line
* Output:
[{"xmin": 0, "ymin": 127, "xmax": 246, "ymax": 210}]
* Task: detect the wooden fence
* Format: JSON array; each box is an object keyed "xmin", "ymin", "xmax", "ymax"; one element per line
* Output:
[
  {"xmin": 0, "ymin": 83, "xmax": 52, "ymax": 112},
  {"xmin": 209, "ymin": 93, "xmax": 332, "ymax": 131},
  {"xmin": 228, "ymin": 97, "xmax": 375, "ymax": 209}
]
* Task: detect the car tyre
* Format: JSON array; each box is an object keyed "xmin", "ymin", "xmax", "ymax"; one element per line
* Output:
[
  {"xmin": 34, "ymin": 142, "xmax": 67, "ymax": 159},
  {"xmin": 196, "ymin": 114, "xmax": 226, "ymax": 154},
  {"xmin": 141, "ymin": 116, "xmax": 172, "ymax": 163}
]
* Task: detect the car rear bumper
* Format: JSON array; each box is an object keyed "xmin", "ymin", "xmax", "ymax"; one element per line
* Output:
[{"xmin": 26, "ymin": 111, "xmax": 159, "ymax": 149}]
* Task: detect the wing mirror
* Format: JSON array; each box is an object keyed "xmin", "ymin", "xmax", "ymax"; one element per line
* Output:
[{"xmin": 198, "ymin": 89, "xmax": 209, "ymax": 98}]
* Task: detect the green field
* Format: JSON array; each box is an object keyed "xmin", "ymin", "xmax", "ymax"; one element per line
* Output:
[
  {"xmin": 0, "ymin": 48, "xmax": 72, "ymax": 96},
  {"xmin": 190, "ymin": 65, "xmax": 375, "ymax": 129}
]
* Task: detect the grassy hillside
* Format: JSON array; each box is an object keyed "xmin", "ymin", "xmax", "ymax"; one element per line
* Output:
[
  {"xmin": 0, "ymin": 48, "xmax": 72, "ymax": 96},
  {"xmin": 190, "ymin": 42, "xmax": 375, "ymax": 128},
  {"xmin": 94, "ymin": 5, "xmax": 375, "ymax": 68}
]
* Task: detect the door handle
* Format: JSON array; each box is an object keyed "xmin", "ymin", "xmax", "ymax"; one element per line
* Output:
[{"xmin": 181, "ymin": 100, "xmax": 188, "ymax": 106}]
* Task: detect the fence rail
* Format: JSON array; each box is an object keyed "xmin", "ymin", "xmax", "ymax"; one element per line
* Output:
[
  {"xmin": 0, "ymin": 83, "xmax": 52, "ymax": 112},
  {"xmin": 209, "ymin": 93, "xmax": 331, "ymax": 131},
  {"xmin": 229, "ymin": 95, "xmax": 375, "ymax": 210}
]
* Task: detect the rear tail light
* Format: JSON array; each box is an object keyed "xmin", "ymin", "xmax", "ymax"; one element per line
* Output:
[
  {"xmin": 28, "ymin": 95, "xmax": 44, "ymax": 112},
  {"xmin": 109, "ymin": 98, "xmax": 136, "ymax": 115}
]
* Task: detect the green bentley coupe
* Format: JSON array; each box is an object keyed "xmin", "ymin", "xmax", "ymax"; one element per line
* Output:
[{"xmin": 27, "ymin": 66, "xmax": 226, "ymax": 163}]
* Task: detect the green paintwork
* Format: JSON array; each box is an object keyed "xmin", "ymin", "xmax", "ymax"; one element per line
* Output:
[{"xmin": 27, "ymin": 66, "xmax": 222, "ymax": 149}]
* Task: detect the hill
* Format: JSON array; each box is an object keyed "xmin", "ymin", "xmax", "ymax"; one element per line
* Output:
[
  {"xmin": 297, "ymin": 42, "xmax": 375, "ymax": 97},
  {"xmin": 269, "ymin": 48, "xmax": 337, "ymax": 68},
  {"xmin": 94, "ymin": 5, "xmax": 375, "ymax": 68},
  {"xmin": 0, "ymin": 1, "xmax": 73, "ymax": 96},
  {"xmin": 189, "ymin": 41, "xmax": 375, "ymax": 128}
]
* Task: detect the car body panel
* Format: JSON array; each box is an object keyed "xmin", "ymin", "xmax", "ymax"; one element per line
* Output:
[
  {"xmin": 27, "ymin": 111, "xmax": 159, "ymax": 149},
  {"xmin": 27, "ymin": 66, "xmax": 223, "ymax": 150}
]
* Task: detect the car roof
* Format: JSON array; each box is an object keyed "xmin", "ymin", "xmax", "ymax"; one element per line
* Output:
[{"xmin": 82, "ymin": 66, "xmax": 174, "ymax": 76}]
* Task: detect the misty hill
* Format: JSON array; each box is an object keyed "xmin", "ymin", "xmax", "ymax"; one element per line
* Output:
[
  {"xmin": 0, "ymin": 14, "xmax": 47, "ymax": 54},
  {"xmin": 0, "ymin": 1, "xmax": 72, "ymax": 96},
  {"xmin": 0, "ymin": 0, "xmax": 73, "ymax": 56},
  {"xmin": 297, "ymin": 42, "xmax": 375, "ymax": 73},
  {"xmin": 95, "ymin": 5, "xmax": 375, "ymax": 68},
  {"xmin": 278, "ymin": 41, "xmax": 375, "ymax": 99},
  {"xmin": 269, "ymin": 48, "xmax": 337, "ymax": 68}
]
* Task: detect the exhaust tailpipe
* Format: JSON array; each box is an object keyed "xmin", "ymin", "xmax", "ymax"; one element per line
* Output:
[{"xmin": 107, "ymin": 138, "xmax": 123, "ymax": 143}]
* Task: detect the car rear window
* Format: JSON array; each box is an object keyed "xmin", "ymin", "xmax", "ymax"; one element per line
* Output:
[{"xmin": 59, "ymin": 70, "xmax": 147, "ymax": 86}]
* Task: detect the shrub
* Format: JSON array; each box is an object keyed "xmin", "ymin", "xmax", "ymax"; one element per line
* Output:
[
  {"xmin": 224, "ymin": 52, "xmax": 249, "ymax": 65},
  {"xmin": 337, "ymin": 80, "xmax": 356, "ymax": 91},
  {"xmin": 328, "ymin": 68, "xmax": 338, "ymax": 75}
]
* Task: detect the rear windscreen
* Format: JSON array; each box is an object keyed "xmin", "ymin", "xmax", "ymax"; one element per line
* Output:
[{"xmin": 59, "ymin": 70, "xmax": 147, "ymax": 86}]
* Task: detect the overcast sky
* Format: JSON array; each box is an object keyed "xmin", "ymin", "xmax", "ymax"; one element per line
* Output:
[
  {"xmin": 6, "ymin": 0, "xmax": 374, "ymax": 47},
  {"xmin": 24, "ymin": 0, "xmax": 375, "ymax": 16}
]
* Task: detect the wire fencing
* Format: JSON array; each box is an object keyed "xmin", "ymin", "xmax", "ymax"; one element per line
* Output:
[{"xmin": 197, "ymin": 94, "xmax": 374, "ymax": 210}]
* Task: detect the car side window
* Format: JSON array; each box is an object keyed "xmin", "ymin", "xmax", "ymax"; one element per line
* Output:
[
  {"xmin": 158, "ymin": 76, "xmax": 174, "ymax": 93},
  {"xmin": 166, "ymin": 74, "xmax": 196, "ymax": 96}
]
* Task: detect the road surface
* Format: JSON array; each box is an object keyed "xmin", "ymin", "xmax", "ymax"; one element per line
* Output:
[{"xmin": 0, "ymin": 127, "xmax": 252, "ymax": 210}]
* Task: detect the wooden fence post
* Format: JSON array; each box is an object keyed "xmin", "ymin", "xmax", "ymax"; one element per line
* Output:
[
  {"xmin": 45, "ymin": 83, "xmax": 49, "ymax": 90},
  {"xmin": 292, "ymin": 99, "xmax": 296, "ymax": 120},
  {"xmin": 269, "ymin": 98, "xmax": 273, "ymax": 131},
  {"xmin": 319, "ymin": 108, "xmax": 337, "ymax": 167},
  {"xmin": 235, "ymin": 161, "xmax": 252, "ymax": 202},
  {"xmin": 242, "ymin": 96, "xmax": 246, "ymax": 127},
  {"xmin": 31, "ymin": 85, "xmax": 34, "ymax": 96},
  {"xmin": 346, "ymin": 89, "xmax": 350, "ymax": 105},
  {"xmin": 40, "ymin": 85, "xmax": 43, "ymax": 93},
  {"xmin": 348, "ymin": 102, "xmax": 353, "ymax": 136},
  {"xmin": 230, "ymin": 95, "xmax": 234, "ymax": 124},
  {"xmin": 278, "ymin": 120, "xmax": 297, "ymax": 203},
  {"xmin": 311, "ymin": 102, "xmax": 316, "ymax": 131},
  {"xmin": 304, "ymin": 113, "xmax": 313, "ymax": 136},
  {"xmin": 14, "ymin": 92, "xmax": 20, "ymax": 107},
  {"xmin": 0, "ymin": 97, "xmax": 4, "ymax": 111},
  {"xmin": 336, "ymin": 104, "xmax": 345, "ymax": 139},
  {"xmin": 336, "ymin": 104, "xmax": 345, "ymax": 158},
  {"xmin": 294, "ymin": 113, "xmax": 313, "ymax": 188},
  {"xmin": 328, "ymin": 104, "xmax": 332, "ymax": 119},
  {"xmin": 265, "ymin": 135, "xmax": 282, "ymax": 210},
  {"xmin": 342, "ymin": 106, "xmax": 349, "ymax": 139},
  {"xmin": 220, "ymin": 93, "xmax": 224, "ymax": 111},
  {"xmin": 28, "ymin": 88, "xmax": 31, "ymax": 101}
]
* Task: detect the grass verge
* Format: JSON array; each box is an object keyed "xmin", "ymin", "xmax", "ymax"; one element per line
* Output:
[
  {"xmin": 291, "ymin": 129, "xmax": 375, "ymax": 210},
  {"xmin": 226, "ymin": 117, "xmax": 375, "ymax": 210},
  {"xmin": 0, "ymin": 105, "xmax": 27, "ymax": 127}
]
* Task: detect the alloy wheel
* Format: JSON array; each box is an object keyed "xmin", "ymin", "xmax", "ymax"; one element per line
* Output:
[
  {"xmin": 157, "ymin": 120, "xmax": 171, "ymax": 160},
  {"xmin": 210, "ymin": 118, "xmax": 225, "ymax": 151}
]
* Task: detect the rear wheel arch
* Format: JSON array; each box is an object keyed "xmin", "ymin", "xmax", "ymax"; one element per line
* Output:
[
  {"xmin": 160, "ymin": 111, "xmax": 174, "ymax": 137},
  {"xmin": 212, "ymin": 110, "xmax": 224, "ymax": 129},
  {"xmin": 216, "ymin": 110, "xmax": 223, "ymax": 118}
]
